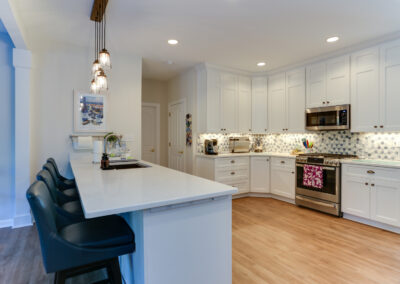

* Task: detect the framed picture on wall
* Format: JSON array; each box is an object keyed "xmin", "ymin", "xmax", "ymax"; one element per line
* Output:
[{"xmin": 73, "ymin": 90, "xmax": 108, "ymax": 132}]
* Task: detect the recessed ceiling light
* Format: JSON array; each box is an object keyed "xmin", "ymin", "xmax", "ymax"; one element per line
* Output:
[
  {"xmin": 257, "ymin": 62, "xmax": 266, "ymax": 67},
  {"xmin": 168, "ymin": 39, "xmax": 179, "ymax": 45},
  {"xmin": 326, "ymin": 36, "xmax": 339, "ymax": 43}
]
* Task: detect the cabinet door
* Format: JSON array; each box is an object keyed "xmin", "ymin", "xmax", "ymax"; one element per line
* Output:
[
  {"xmin": 237, "ymin": 76, "xmax": 252, "ymax": 132},
  {"xmin": 251, "ymin": 77, "xmax": 268, "ymax": 133},
  {"xmin": 380, "ymin": 39, "xmax": 400, "ymax": 131},
  {"xmin": 270, "ymin": 166, "xmax": 295, "ymax": 199},
  {"xmin": 250, "ymin": 157, "xmax": 270, "ymax": 193},
  {"xmin": 306, "ymin": 62, "xmax": 326, "ymax": 108},
  {"xmin": 342, "ymin": 174, "xmax": 370, "ymax": 219},
  {"xmin": 220, "ymin": 73, "xmax": 238, "ymax": 132},
  {"xmin": 206, "ymin": 69, "xmax": 222, "ymax": 132},
  {"xmin": 370, "ymin": 177, "xmax": 400, "ymax": 227},
  {"xmin": 351, "ymin": 47, "xmax": 381, "ymax": 132},
  {"xmin": 326, "ymin": 55, "xmax": 350, "ymax": 106},
  {"xmin": 286, "ymin": 68, "xmax": 305, "ymax": 133},
  {"xmin": 268, "ymin": 73, "xmax": 286, "ymax": 133}
]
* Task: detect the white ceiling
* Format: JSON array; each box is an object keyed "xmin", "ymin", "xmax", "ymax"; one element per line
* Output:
[{"xmin": 10, "ymin": 0, "xmax": 400, "ymax": 80}]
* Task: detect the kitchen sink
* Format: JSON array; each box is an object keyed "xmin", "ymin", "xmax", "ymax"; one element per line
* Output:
[{"xmin": 103, "ymin": 162, "xmax": 151, "ymax": 170}]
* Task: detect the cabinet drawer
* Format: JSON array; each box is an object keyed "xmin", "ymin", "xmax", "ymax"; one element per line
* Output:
[
  {"xmin": 270, "ymin": 157, "xmax": 295, "ymax": 169},
  {"xmin": 343, "ymin": 164, "xmax": 400, "ymax": 181},
  {"xmin": 219, "ymin": 178, "xmax": 249, "ymax": 194},
  {"xmin": 215, "ymin": 168, "xmax": 249, "ymax": 181},
  {"xmin": 215, "ymin": 157, "xmax": 249, "ymax": 169}
]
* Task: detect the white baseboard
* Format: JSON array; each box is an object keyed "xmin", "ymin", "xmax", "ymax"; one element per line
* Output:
[
  {"xmin": 0, "ymin": 219, "xmax": 13, "ymax": 229},
  {"xmin": 343, "ymin": 213, "xmax": 400, "ymax": 234},
  {"xmin": 12, "ymin": 214, "xmax": 33, "ymax": 228},
  {"xmin": 233, "ymin": 192, "xmax": 295, "ymax": 204}
]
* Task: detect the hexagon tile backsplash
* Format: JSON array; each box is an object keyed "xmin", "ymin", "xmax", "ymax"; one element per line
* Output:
[{"xmin": 197, "ymin": 131, "xmax": 400, "ymax": 160}]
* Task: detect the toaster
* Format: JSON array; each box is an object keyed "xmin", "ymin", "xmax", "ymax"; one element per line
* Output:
[{"xmin": 229, "ymin": 137, "xmax": 250, "ymax": 153}]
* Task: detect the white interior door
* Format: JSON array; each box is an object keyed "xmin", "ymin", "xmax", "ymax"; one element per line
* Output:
[
  {"xmin": 168, "ymin": 100, "xmax": 186, "ymax": 172},
  {"xmin": 142, "ymin": 103, "xmax": 160, "ymax": 164}
]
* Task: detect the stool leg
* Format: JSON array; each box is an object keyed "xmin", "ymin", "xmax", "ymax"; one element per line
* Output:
[
  {"xmin": 106, "ymin": 258, "xmax": 122, "ymax": 284},
  {"xmin": 54, "ymin": 271, "xmax": 66, "ymax": 284}
]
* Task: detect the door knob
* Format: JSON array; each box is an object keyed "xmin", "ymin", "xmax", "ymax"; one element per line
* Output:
[
  {"xmin": 150, "ymin": 149, "xmax": 155, "ymax": 152},
  {"xmin": 178, "ymin": 151, "xmax": 184, "ymax": 154}
]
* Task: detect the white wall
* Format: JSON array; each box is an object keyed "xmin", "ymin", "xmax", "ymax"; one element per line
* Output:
[
  {"xmin": 142, "ymin": 79, "xmax": 168, "ymax": 167},
  {"xmin": 30, "ymin": 46, "xmax": 142, "ymax": 180},
  {"xmin": 167, "ymin": 68, "xmax": 197, "ymax": 174},
  {"xmin": 0, "ymin": 31, "xmax": 14, "ymax": 224}
]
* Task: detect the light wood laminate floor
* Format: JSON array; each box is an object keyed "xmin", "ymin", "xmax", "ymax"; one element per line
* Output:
[
  {"xmin": 233, "ymin": 197, "xmax": 400, "ymax": 284},
  {"xmin": 1, "ymin": 197, "xmax": 400, "ymax": 283}
]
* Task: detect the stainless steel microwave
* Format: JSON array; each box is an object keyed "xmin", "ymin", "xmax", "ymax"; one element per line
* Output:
[{"xmin": 305, "ymin": 104, "xmax": 350, "ymax": 131}]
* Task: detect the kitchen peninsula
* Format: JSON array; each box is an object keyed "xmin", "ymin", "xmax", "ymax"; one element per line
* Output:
[{"xmin": 70, "ymin": 153, "xmax": 237, "ymax": 284}]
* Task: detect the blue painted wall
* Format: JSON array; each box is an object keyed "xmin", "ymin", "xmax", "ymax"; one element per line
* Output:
[{"xmin": 0, "ymin": 20, "xmax": 15, "ymax": 223}]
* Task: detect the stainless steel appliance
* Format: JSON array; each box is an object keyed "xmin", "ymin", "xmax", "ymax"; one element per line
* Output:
[
  {"xmin": 204, "ymin": 139, "xmax": 218, "ymax": 155},
  {"xmin": 306, "ymin": 104, "xmax": 350, "ymax": 131},
  {"xmin": 229, "ymin": 137, "xmax": 250, "ymax": 153},
  {"xmin": 295, "ymin": 153, "xmax": 357, "ymax": 216}
]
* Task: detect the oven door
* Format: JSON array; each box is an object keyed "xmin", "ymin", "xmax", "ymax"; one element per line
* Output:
[{"xmin": 295, "ymin": 163, "xmax": 340, "ymax": 203}]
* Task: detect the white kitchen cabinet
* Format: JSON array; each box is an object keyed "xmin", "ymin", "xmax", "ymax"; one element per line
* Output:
[
  {"xmin": 238, "ymin": 76, "xmax": 252, "ymax": 132},
  {"xmin": 268, "ymin": 73, "xmax": 286, "ymax": 133},
  {"xmin": 342, "ymin": 164, "xmax": 400, "ymax": 227},
  {"xmin": 380, "ymin": 39, "xmax": 400, "ymax": 132},
  {"xmin": 270, "ymin": 157, "xmax": 295, "ymax": 199},
  {"xmin": 251, "ymin": 77, "xmax": 268, "ymax": 133},
  {"xmin": 306, "ymin": 55, "xmax": 350, "ymax": 108},
  {"xmin": 250, "ymin": 157, "xmax": 270, "ymax": 193},
  {"xmin": 268, "ymin": 68, "xmax": 305, "ymax": 133},
  {"xmin": 221, "ymin": 73, "xmax": 238, "ymax": 133},
  {"xmin": 286, "ymin": 68, "xmax": 305, "ymax": 133},
  {"xmin": 351, "ymin": 47, "xmax": 381, "ymax": 132}
]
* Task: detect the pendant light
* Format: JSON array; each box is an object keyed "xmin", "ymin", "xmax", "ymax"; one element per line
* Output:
[
  {"xmin": 99, "ymin": 0, "xmax": 111, "ymax": 69},
  {"xmin": 92, "ymin": 21, "xmax": 101, "ymax": 76}
]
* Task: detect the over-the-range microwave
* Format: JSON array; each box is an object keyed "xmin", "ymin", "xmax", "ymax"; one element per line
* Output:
[{"xmin": 305, "ymin": 104, "xmax": 350, "ymax": 131}]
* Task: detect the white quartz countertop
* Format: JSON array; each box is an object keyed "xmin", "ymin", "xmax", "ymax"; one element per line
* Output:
[
  {"xmin": 341, "ymin": 159, "xmax": 400, "ymax": 169},
  {"xmin": 196, "ymin": 152, "xmax": 297, "ymax": 159},
  {"xmin": 70, "ymin": 154, "xmax": 237, "ymax": 218}
]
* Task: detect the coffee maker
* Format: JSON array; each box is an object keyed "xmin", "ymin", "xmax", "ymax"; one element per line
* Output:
[{"xmin": 204, "ymin": 139, "xmax": 218, "ymax": 155}]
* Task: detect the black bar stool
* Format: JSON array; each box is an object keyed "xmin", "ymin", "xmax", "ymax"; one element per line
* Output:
[
  {"xmin": 27, "ymin": 181, "xmax": 135, "ymax": 284},
  {"xmin": 46, "ymin": 158, "xmax": 76, "ymax": 189}
]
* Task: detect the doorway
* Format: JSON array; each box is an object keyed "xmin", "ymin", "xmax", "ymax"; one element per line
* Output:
[
  {"xmin": 168, "ymin": 99, "xmax": 186, "ymax": 172},
  {"xmin": 142, "ymin": 103, "xmax": 160, "ymax": 164}
]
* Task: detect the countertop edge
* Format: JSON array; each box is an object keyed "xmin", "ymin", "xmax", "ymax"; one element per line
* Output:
[
  {"xmin": 196, "ymin": 153, "xmax": 297, "ymax": 159},
  {"xmin": 341, "ymin": 159, "xmax": 400, "ymax": 169}
]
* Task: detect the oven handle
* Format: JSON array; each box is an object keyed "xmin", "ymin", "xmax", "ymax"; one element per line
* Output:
[
  {"xmin": 296, "ymin": 164, "xmax": 336, "ymax": 171},
  {"xmin": 296, "ymin": 195, "xmax": 335, "ymax": 208}
]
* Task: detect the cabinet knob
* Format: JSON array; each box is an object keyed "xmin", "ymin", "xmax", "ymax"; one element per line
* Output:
[
  {"xmin": 266, "ymin": 159, "xmax": 269, "ymax": 161},
  {"xmin": 231, "ymin": 160, "xmax": 235, "ymax": 164},
  {"xmin": 249, "ymin": 129, "xmax": 252, "ymax": 131},
  {"xmin": 327, "ymin": 101, "xmax": 330, "ymax": 104},
  {"xmin": 291, "ymin": 171, "xmax": 295, "ymax": 174},
  {"xmin": 380, "ymin": 125, "xmax": 384, "ymax": 128},
  {"xmin": 374, "ymin": 126, "xmax": 378, "ymax": 128},
  {"xmin": 281, "ymin": 161, "xmax": 285, "ymax": 164},
  {"xmin": 322, "ymin": 102, "xmax": 326, "ymax": 104},
  {"xmin": 231, "ymin": 172, "xmax": 235, "ymax": 175},
  {"xmin": 371, "ymin": 183, "xmax": 375, "ymax": 187},
  {"xmin": 265, "ymin": 129, "xmax": 267, "ymax": 131},
  {"xmin": 365, "ymin": 182, "xmax": 369, "ymax": 186},
  {"xmin": 367, "ymin": 170, "xmax": 375, "ymax": 174}
]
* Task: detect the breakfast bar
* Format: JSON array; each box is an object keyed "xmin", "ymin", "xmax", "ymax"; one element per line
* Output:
[{"xmin": 69, "ymin": 153, "xmax": 237, "ymax": 284}]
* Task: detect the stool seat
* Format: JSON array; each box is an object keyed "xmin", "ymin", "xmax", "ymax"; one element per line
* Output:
[
  {"xmin": 63, "ymin": 188, "xmax": 79, "ymax": 199},
  {"xmin": 60, "ymin": 215, "xmax": 134, "ymax": 249},
  {"xmin": 61, "ymin": 201, "xmax": 84, "ymax": 216}
]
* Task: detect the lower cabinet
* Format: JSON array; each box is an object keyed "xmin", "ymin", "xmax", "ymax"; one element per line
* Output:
[
  {"xmin": 250, "ymin": 157, "xmax": 270, "ymax": 193},
  {"xmin": 342, "ymin": 164, "xmax": 400, "ymax": 227},
  {"xmin": 270, "ymin": 157, "xmax": 295, "ymax": 199}
]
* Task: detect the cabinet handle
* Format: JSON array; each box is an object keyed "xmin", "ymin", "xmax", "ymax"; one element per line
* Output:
[
  {"xmin": 231, "ymin": 172, "xmax": 235, "ymax": 175},
  {"xmin": 231, "ymin": 160, "xmax": 235, "ymax": 164},
  {"xmin": 380, "ymin": 125, "xmax": 384, "ymax": 128},
  {"xmin": 365, "ymin": 182, "xmax": 369, "ymax": 186},
  {"xmin": 371, "ymin": 183, "xmax": 375, "ymax": 187},
  {"xmin": 367, "ymin": 170, "xmax": 375, "ymax": 174}
]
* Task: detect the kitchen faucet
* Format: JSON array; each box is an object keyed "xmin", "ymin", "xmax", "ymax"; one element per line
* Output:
[{"xmin": 103, "ymin": 133, "xmax": 122, "ymax": 156}]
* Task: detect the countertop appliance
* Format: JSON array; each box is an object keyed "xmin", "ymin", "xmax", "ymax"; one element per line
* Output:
[
  {"xmin": 204, "ymin": 139, "xmax": 218, "ymax": 155},
  {"xmin": 306, "ymin": 104, "xmax": 350, "ymax": 131},
  {"xmin": 295, "ymin": 153, "xmax": 357, "ymax": 216},
  {"xmin": 229, "ymin": 137, "xmax": 250, "ymax": 153}
]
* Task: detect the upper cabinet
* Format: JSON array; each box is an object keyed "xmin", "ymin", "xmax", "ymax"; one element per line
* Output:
[
  {"xmin": 251, "ymin": 77, "xmax": 268, "ymax": 133},
  {"xmin": 268, "ymin": 68, "xmax": 305, "ymax": 133},
  {"xmin": 197, "ymin": 65, "xmax": 252, "ymax": 133},
  {"xmin": 351, "ymin": 39, "xmax": 400, "ymax": 133},
  {"xmin": 306, "ymin": 55, "xmax": 350, "ymax": 108}
]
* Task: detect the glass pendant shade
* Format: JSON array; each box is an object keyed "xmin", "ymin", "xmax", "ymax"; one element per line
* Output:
[
  {"xmin": 96, "ymin": 70, "xmax": 108, "ymax": 90},
  {"xmin": 90, "ymin": 79, "xmax": 99, "ymax": 94},
  {"xmin": 92, "ymin": 59, "xmax": 101, "ymax": 75},
  {"xmin": 99, "ymin": 48, "xmax": 111, "ymax": 69}
]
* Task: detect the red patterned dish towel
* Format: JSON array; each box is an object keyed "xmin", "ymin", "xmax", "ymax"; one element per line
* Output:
[{"xmin": 303, "ymin": 164, "xmax": 324, "ymax": 189}]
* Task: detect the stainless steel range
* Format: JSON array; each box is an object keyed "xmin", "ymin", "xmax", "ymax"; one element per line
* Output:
[{"xmin": 295, "ymin": 153, "xmax": 357, "ymax": 216}]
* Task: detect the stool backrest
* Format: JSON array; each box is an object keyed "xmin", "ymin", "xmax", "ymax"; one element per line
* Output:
[
  {"xmin": 43, "ymin": 162, "xmax": 59, "ymax": 186},
  {"xmin": 47, "ymin": 157, "xmax": 62, "ymax": 179},
  {"xmin": 36, "ymin": 169, "xmax": 59, "ymax": 203}
]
